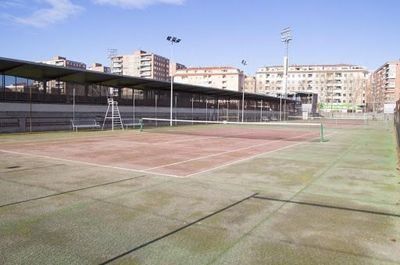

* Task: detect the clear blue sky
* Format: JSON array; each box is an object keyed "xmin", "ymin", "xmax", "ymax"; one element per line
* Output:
[{"xmin": 0, "ymin": 0, "xmax": 399, "ymax": 74}]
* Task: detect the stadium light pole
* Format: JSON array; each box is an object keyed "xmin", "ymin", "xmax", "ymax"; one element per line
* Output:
[
  {"xmin": 241, "ymin": 60, "xmax": 247, "ymax": 123},
  {"xmin": 281, "ymin": 27, "xmax": 292, "ymax": 121},
  {"xmin": 166, "ymin": 36, "xmax": 181, "ymax": 126}
]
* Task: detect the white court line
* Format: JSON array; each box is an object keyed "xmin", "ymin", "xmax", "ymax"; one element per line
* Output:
[
  {"xmin": 184, "ymin": 132, "xmax": 337, "ymax": 177},
  {"xmin": 0, "ymin": 132, "xmax": 336, "ymax": 179},
  {"xmin": 145, "ymin": 131, "xmax": 317, "ymax": 171},
  {"xmin": 1, "ymin": 133, "xmax": 218, "ymax": 147},
  {"xmin": 147, "ymin": 134, "xmax": 220, "ymax": 145},
  {"xmin": 0, "ymin": 149, "xmax": 184, "ymax": 178}
]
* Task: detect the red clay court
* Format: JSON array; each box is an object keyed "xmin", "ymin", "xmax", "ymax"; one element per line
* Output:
[{"xmin": 0, "ymin": 122, "xmax": 321, "ymax": 177}]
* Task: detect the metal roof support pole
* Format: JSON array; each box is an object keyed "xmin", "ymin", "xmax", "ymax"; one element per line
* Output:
[
  {"xmin": 174, "ymin": 94, "xmax": 177, "ymax": 124},
  {"xmin": 205, "ymin": 97, "xmax": 208, "ymax": 121},
  {"xmin": 217, "ymin": 97, "xmax": 220, "ymax": 121},
  {"xmin": 1, "ymin": 73, "xmax": 4, "ymax": 100},
  {"xmin": 118, "ymin": 87, "xmax": 122, "ymax": 99},
  {"xmin": 237, "ymin": 99, "xmax": 240, "ymax": 122},
  {"xmin": 255, "ymin": 99, "xmax": 257, "ymax": 121},
  {"xmin": 191, "ymin": 95, "xmax": 194, "ymax": 124},
  {"xmin": 241, "ymin": 91, "xmax": 245, "ymax": 123},
  {"xmin": 132, "ymin": 88, "xmax": 136, "ymax": 122},
  {"xmin": 170, "ymin": 77, "xmax": 174, "ymax": 126},
  {"xmin": 227, "ymin": 99, "xmax": 230, "ymax": 122},
  {"xmin": 154, "ymin": 92, "xmax": 158, "ymax": 126},
  {"xmin": 28, "ymin": 78, "xmax": 32, "ymax": 133},
  {"xmin": 260, "ymin": 100, "xmax": 263, "ymax": 122},
  {"xmin": 43, "ymin": 81, "xmax": 47, "ymax": 95},
  {"xmin": 284, "ymin": 98, "xmax": 287, "ymax": 120},
  {"xmin": 72, "ymin": 86, "xmax": 76, "ymax": 122}
]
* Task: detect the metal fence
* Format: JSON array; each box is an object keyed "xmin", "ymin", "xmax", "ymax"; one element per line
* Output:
[
  {"xmin": 0, "ymin": 75, "xmax": 300, "ymax": 132},
  {"xmin": 395, "ymin": 100, "xmax": 400, "ymax": 147}
]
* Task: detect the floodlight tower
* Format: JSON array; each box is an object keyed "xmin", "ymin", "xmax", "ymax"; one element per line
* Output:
[
  {"xmin": 280, "ymin": 27, "xmax": 292, "ymax": 121},
  {"xmin": 241, "ymin": 60, "xmax": 247, "ymax": 122},
  {"xmin": 166, "ymin": 36, "xmax": 181, "ymax": 126}
]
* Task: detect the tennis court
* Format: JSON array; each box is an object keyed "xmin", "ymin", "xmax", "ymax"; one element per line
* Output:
[
  {"xmin": 0, "ymin": 120, "xmax": 323, "ymax": 177},
  {"xmin": 1, "ymin": 119, "xmax": 399, "ymax": 264}
]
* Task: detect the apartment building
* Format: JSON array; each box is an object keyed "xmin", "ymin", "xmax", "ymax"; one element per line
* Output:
[
  {"xmin": 43, "ymin": 56, "xmax": 86, "ymax": 70},
  {"xmin": 111, "ymin": 50, "xmax": 176, "ymax": 81},
  {"xmin": 88, "ymin": 63, "xmax": 111, "ymax": 73},
  {"xmin": 369, "ymin": 61, "xmax": 400, "ymax": 113},
  {"xmin": 174, "ymin": 67, "xmax": 245, "ymax": 92},
  {"xmin": 244, "ymin": 76, "xmax": 256, "ymax": 93},
  {"xmin": 256, "ymin": 64, "xmax": 369, "ymax": 111},
  {"xmin": 42, "ymin": 56, "xmax": 87, "ymax": 94},
  {"xmin": 170, "ymin": 62, "xmax": 187, "ymax": 76}
]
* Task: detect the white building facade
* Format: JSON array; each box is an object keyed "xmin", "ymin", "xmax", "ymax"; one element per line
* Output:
[
  {"xmin": 244, "ymin": 76, "xmax": 256, "ymax": 93},
  {"xmin": 174, "ymin": 67, "xmax": 245, "ymax": 92},
  {"xmin": 110, "ymin": 50, "xmax": 184, "ymax": 81},
  {"xmin": 88, "ymin": 63, "xmax": 111, "ymax": 73},
  {"xmin": 42, "ymin": 56, "xmax": 87, "ymax": 70},
  {"xmin": 41, "ymin": 56, "xmax": 87, "ymax": 95},
  {"xmin": 256, "ymin": 64, "xmax": 369, "ymax": 112},
  {"xmin": 370, "ymin": 61, "xmax": 400, "ymax": 113}
]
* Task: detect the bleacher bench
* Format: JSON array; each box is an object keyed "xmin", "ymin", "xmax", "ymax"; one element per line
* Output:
[{"xmin": 71, "ymin": 119, "xmax": 100, "ymax": 131}]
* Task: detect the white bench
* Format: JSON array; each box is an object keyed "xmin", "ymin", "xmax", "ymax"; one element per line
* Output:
[
  {"xmin": 123, "ymin": 119, "xmax": 143, "ymax": 129},
  {"xmin": 71, "ymin": 119, "xmax": 100, "ymax": 131}
]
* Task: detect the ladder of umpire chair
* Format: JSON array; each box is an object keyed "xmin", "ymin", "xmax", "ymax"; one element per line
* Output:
[{"xmin": 102, "ymin": 98, "xmax": 124, "ymax": 130}]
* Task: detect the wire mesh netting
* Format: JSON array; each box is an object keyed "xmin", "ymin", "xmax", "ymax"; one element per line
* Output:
[
  {"xmin": 395, "ymin": 101, "xmax": 400, "ymax": 147},
  {"xmin": 140, "ymin": 118, "xmax": 324, "ymax": 142}
]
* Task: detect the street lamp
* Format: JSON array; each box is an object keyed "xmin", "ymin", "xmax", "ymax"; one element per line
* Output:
[
  {"xmin": 241, "ymin": 59, "xmax": 247, "ymax": 122},
  {"xmin": 166, "ymin": 36, "xmax": 181, "ymax": 126},
  {"xmin": 280, "ymin": 27, "xmax": 292, "ymax": 121}
]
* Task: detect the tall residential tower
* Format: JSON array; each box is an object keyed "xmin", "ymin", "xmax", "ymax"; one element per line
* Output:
[{"xmin": 110, "ymin": 50, "xmax": 185, "ymax": 81}]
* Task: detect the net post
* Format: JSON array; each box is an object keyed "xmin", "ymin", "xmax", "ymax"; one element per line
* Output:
[
  {"xmin": 320, "ymin": 123, "xmax": 324, "ymax": 142},
  {"xmin": 139, "ymin": 119, "xmax": 143, "ymax": 132}
]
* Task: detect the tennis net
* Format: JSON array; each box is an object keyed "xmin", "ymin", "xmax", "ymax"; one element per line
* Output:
[
  {"xmin": 140, "ymin": 118, "xmax": 325, "ymax": 142},
  {"xmin": 317, "ymin": 117, "xmax": 369, "ymax": 127}
]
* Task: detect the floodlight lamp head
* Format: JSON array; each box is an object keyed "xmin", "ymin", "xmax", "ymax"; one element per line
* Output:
[
  {"xmin": 281, "ymin": 27, "xmax": 291, "ymax": 35},
  {"xmin": 167, "ymin": 36, "xmax": 172, "ymax": 41},
  {"xmin": 281, "ymin": 35, "xmax": 292, "ymax": 43},
  {"xmin": 176, "ymin": 39, "xmax": 181, "ymax": 43}
]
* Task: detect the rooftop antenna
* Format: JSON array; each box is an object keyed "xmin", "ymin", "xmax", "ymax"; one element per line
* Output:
[{"xmin": 107, "ymin": 48, "xmax": 118, "ymax": 59}]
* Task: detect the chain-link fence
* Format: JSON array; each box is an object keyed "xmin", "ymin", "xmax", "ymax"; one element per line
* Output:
[{"xmin": 395, "ymin": 100, "xmax": 400, "ymax": 147}]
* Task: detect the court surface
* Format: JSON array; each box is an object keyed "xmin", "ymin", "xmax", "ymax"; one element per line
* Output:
[{"xmin": 0, "ymin": 121, "xmax": 399, "ymax": 264}]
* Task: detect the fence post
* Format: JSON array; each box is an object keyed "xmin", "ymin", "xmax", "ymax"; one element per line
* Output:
[{"xmin": 320, "ymin": 123, "xmax": 324, "ymax": 142}]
